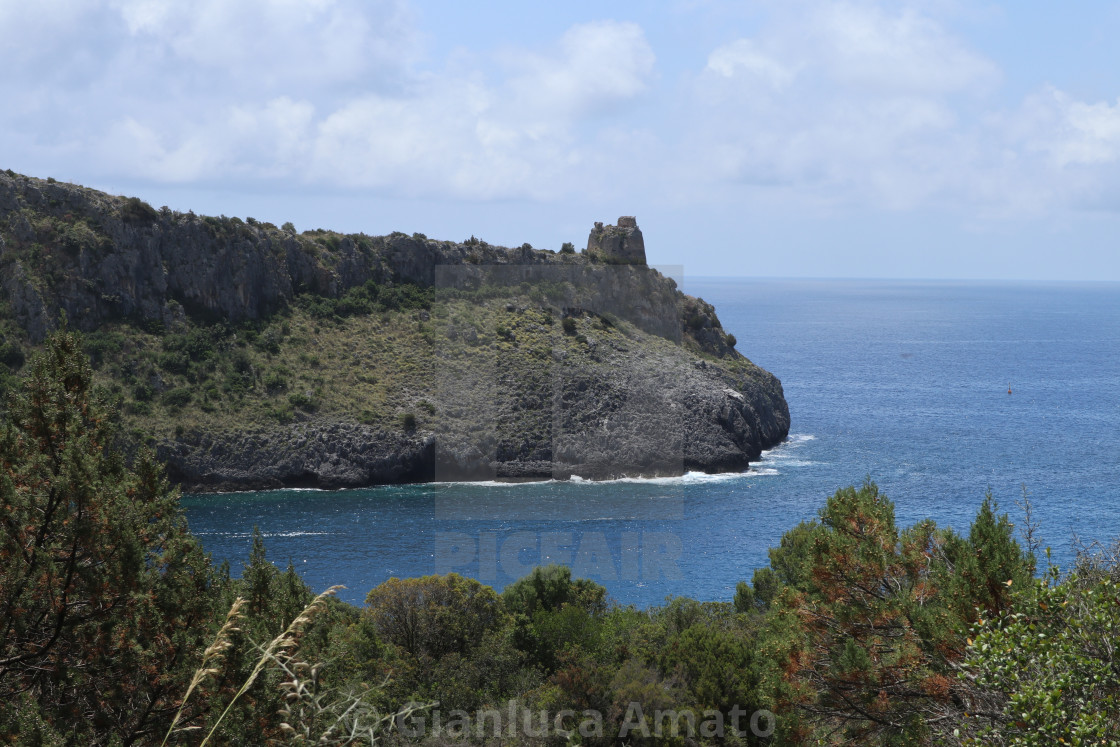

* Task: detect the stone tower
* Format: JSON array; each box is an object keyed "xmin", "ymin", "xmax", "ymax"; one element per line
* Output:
[{"xmin": 585, "ymin": 216, "xmax": 646, "ymax": 265}]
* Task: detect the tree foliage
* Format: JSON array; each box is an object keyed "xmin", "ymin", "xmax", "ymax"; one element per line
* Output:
[
  {"xmin": 365, "ymin": 573, "xmax": 506, "ymax": 660},
  {"xmin": 0, "ymin": 328, "xmax": 220, "ymax": 744},
  {"xmin": 760, "ymin": 481, "xmax": 1035, "ymax": 745},
  {"xmin": 959, "ymin": 563, "xmax": 1120, "ymax": 744}
]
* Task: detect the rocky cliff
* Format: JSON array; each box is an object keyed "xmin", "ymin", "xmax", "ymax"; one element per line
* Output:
[{"xmin": 0, "ymin": 171, "xmax": 790, "ymax": 490}]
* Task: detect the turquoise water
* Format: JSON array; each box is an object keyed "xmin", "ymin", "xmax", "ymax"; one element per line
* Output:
[{"xmin": 182, "ymin": 279, "xmax": 1120, "ymax": 606}]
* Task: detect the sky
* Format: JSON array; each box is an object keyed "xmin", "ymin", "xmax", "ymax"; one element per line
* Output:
[{"xmin": 2, "ymin": 0, "xmax": 1120, "ymax": 280}]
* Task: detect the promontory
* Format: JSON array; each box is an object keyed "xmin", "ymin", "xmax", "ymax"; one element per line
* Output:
[{"xmin": 0, "ymin": 171, "xmax": 789, "ymax": 490}]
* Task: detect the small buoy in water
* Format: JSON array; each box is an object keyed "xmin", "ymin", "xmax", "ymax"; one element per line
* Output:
[{"xmin": 1007, "ymin": 383, "xmax": 1012, "ymax": 395}]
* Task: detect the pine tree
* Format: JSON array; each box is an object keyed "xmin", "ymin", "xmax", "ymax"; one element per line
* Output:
[
  {"xmin": 762, "ymin": 482, "xmax": 1034, "ymax": 744},
  {"xmin": 0, "ymin": 328, "xmax": 221, "ymax": 744}
]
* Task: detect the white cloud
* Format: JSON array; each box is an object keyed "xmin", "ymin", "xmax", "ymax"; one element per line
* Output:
[
  {"xmin": 4, "ymin": 0, "xmax": 1120, "ymax": 224},
  {"xmin": 507, "ymin": 21, "xmax": 656, "ymax": 120},
  {"xmin": 689, "ymin": 3, "xmax": 988, "ymax": 209},
  {"xmin": 812, "ymin": 3, "xmax": 1000, "ymax": 95},
  {"xmin": 77, "ymin": 13, "xmax": 658, "ymax": 200},
  {"xmin": 706, "ymin": 40, "xmax": 797, "ymax": 90},
  {"xmin": 675, "ymin": 1, "xmax": 1120, "ymax": 217},
  {"xmin": 108, "ymin": 0, "xmax": 416, "ymax": 93},
  {"xmin": 1011, "ymin": 87, "xmax": 1120, "ymax": 167}
]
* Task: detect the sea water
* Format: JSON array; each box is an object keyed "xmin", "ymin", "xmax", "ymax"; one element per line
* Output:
[{"xmin": 182, "ymin": 279, "xmax": 1120, "ymax": 606}]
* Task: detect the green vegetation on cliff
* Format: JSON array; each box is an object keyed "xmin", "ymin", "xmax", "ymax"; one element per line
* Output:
[{"xmin": 0, "ymin": 171, "xmax": 789, "ymax": 488}]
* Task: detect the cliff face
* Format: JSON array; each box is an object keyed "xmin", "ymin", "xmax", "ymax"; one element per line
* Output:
[{"xmin": 0, "ymin": 171, "xmax": 790, "ymax": 490}]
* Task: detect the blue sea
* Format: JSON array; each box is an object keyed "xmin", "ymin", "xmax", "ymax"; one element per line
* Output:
[{"xmin": 182, "ymin": 279, "xmax": 1120, "ymax": 607}]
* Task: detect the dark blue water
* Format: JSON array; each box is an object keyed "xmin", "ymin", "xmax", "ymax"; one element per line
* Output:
[{"xmin": 182, "ymin": 279, "xmax": 1120, "ymax": 606}]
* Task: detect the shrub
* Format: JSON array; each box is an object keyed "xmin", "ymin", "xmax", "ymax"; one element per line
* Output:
[
  {"xmin": 501, "ymin": 565, "xmax": 606, "ymax": 617},
  {"xmin": 398, "ymin": 412, "xmax": 416, "ymax": 431},
  {"xmin": 281, "ymin": 221, "xmax": 296, "ymax": 233},
  {"xmin": 561, "ymin": 317, "xmax": 577, "ymax": 335},
  {"xmin": 60, "ymin": 222, "xmax": 104, "ymax": 255},
  {"xmin": 288, "ymin": 392, "xmax": 317, "ymax": 411},
  {"xmin": 366, "ymin": 573, "xmax": 507, "ymax": 659},
  {"xmin": 257, "ymin": 327, "xmax": 282, "ymax": 355},
  {"xmin": 265, "ymin": 405, "xmax": 295, "ymax": 424},
  {"xmin": 162, "ymin": 387, "xmax": 192, "ymax": 409},
  {"xmin": 157, "ymin": 350, "xmax": 190, "ymax": 374},
  {"xmin": 0, "ymin": 337, "xmax": 25, "ymax": 370},
  {"xmin": 162, "ymin": 327, "xmax": 218, "ymax": 362},
  {"xmin": 560, "ymin": 242, "xmax": 576, "ymax": 254},
  {"xmin": 726, "ymin": 333, "xmax": 737, "ymax": 348},
  {"xmin": 120, "ymin": 196, "xmax": 159, "ymax": 225},
  {"xmin": 263, "ymin": 369, "xmax": 288, "ymax": 394}
]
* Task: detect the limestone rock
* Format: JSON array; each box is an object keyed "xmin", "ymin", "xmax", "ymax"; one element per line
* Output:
[{"xmin": 585, "ymin": 216, "xmax": 646, "ymax": 264}]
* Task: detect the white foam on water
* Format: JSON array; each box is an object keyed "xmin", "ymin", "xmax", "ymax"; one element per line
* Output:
[
  {"xmin": 755, "ymin": 433, "xmax": 818, "ymax": 473},
  {"xmin": 436, "ymin": 472, "xmax": 754, "ymax": 488},
  {"xmin": 434, "ymin": 479, "xmax": 560, "ymax": 488},
  {"xmin": 195, "ymin": 530, "xmax": 333, "ymax": 538},
  {"xmin": 764, "ymin": 458, "xmax": 820, "ymax": 467},
  {"xmin": 598, "ymin": 471, "xmax": 749, "ymax": 486}
]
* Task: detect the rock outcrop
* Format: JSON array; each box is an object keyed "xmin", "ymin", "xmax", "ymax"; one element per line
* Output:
[{"xmin": 0, "ymin": 172, "xmax": 790, "ymax": 490}]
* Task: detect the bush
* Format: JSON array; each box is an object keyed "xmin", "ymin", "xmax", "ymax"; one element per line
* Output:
[
  {"xmin": 162, "ymin": 387, "xmax": 192, "ymax": 409},
  {"xmin": 120, "ymin": 196, "xmax": 159, "ymax": 225},
  {"xmin": 263, "ymin": 369, "xmax": 288, "ymax": 394},
  {"xmin": 162, "ymin": 327, "xmax": 219, "ymax": 363},
  {"xmin": 501, "ymin": 565, "xmax": 606, "ymax": 617},
  {"xmin": 0, "ymin": 337, "xmax": 25, "ymax": 370},
  {"xmin": 257, "ymin": 327, "xmax": 282, "ymax": 355},
  {"xmin": 157, "ymin": 350, "xmax": 190, "ymax": 375},
  {"xmin": 560, "ymin": 242, "xmax": 576, "ymax": 254},
  {"xmin": 265, "ymin": 405, "xmax": 295, "ymax": 424},
  {"xmin": 288, "ymin": 392, "xmax": 317, "ymax": 411},
  {"xmin": 561, "ymin": 317, "xmax": 577, "ymax": 335},
  {"xmin": 366, "ymin": 574, "xmax": 507, "ymax": 659},
  {"xmin": 398, "ymin": 412, "xmax": 416, "ymax": 431},
  {"xmin": 726, "ymin": 333, "xmax": 737, "ymax": 348}
]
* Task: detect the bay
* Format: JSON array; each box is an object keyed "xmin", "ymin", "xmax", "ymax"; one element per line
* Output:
[{"xmin": 182, "ymin": 278, "xmax": 1120, "ymax": 606}]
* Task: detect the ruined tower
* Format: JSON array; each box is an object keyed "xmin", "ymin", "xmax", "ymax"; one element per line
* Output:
[{"xmin": 585, "ymin": 216, "xmax": 646, "ymax": 265}]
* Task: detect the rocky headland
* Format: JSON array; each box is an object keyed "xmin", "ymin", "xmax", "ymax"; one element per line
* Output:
[{"xmin": 0, "ymin": 171, "xmax": 789, "ymax": 490}]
